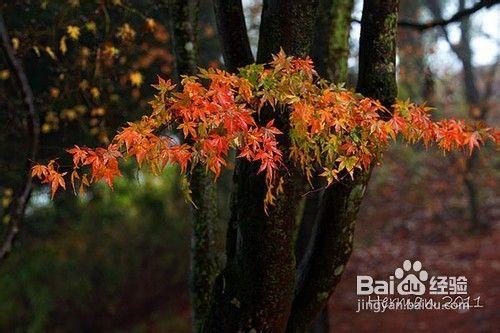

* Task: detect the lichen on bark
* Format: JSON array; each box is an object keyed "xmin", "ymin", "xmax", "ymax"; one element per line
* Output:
[
  {"xmin": 169, "ymin": 1, "xmax": 219, "ymax": 331},
  {"xmin": 287, "ymin": 1, "xmax": 399, "ymax": 331},
  {"xmin": 205, "ymin": 1, "xmax": 320, "ymax": 332}
]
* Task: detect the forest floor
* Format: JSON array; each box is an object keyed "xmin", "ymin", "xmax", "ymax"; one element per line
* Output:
[{"xmin": 329, "ymin": 176, "xmax": 500, "ymax": 333}]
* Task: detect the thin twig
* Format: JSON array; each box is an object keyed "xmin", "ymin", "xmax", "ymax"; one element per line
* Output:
[
  {"xmin": 0, "ymin": 13, "xmax": 40, "ymax": 261},
  {"xmin": 352, "ymin": 0, "xmax": 499, "ymax": 32},
  {"xmin": 400, "ymin": 0, "xmax": 498, "ymax": 31}
]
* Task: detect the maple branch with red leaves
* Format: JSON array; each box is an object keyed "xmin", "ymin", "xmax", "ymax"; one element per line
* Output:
[{"xmin": 31, "ymin": 53, "xmax": 497, "ymax": 208}]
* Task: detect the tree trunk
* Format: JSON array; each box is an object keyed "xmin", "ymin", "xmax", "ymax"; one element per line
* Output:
[
  {"xmin": 426, "ymin": 0, "xmax": 490, "ymax": 230},
  {"xmin": 205, "ymin": 0, "xmax": 399, "ymax": 331},
  {"xmin": 398, "ymin": 0, "xmax": 427, "ymax": 102},
  {"xmin": 311, "ymin": 0, "xmax": 354, "ymax": 83},
  {"xmin": 299, "ymin": 1, "xmax": 355, "ymax": 331},
  {"xmin": 170, "ymin": 1, "xmax": 218, "ymax": 330},
  {"xmin": 206, "ymin": 1, "xmax": 319, "ymax": 332},
  {"xmin": 455, "ymin": 0, "xmax": 487, "ymax": 230},
  {"xmin": 287, "ymin": 1, "xmax": 399, "ymax": 331}
]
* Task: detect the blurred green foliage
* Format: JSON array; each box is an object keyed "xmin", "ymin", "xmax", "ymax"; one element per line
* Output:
[{"xmin": 0, "ymin": 166, "xmax": 192, "ymax": 332}]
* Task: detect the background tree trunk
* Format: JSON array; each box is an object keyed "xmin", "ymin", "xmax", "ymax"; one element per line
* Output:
[
  {"xmin": 426, "ymin": 0, "xmax": 495, "ymax": 230},
  {"xmin": 170, "ymin": 1, "xmax": 218, "ymax": 330}
]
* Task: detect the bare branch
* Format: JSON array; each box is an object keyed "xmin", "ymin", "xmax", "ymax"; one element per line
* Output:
[
  {"xmin": 0, "ymin": 13, "xmax": 39, "ymax": 261},
  {"xmin": 351, "ymin": 0, "xmax": 499, "ymax": 32},
  {"xmin": 399, "ymin": 0, "xmax": 499, "ymax": 31}
]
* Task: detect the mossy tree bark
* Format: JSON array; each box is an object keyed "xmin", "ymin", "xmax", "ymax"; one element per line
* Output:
[
  {"xmin": 297, "ymin": 1, "xmax": 355, "ymax": 331},
  {"xmin": 200, "ymin": 0, "xmax": 398, "ymax": 331},
  {"xmin": 206, "ymin": 1, "xmax": 319, "ymax": 332},
  {"xmin": 356, "ymin": 0, "xmax": 398, "ymax": 107},
  {"xmin": 170, "ymin": 1, "xmax": 218, "ymax": 331},
  {"xmin": 287, "ymin": 1, "xmax": 399, "ymax": 332},
  {"xmin": 298, "ymin": 0, "xmax": 356, "ymax": 269},
  {"xmin": 311, "ymin": 0, "xmax": 355, "ymax": 83}
]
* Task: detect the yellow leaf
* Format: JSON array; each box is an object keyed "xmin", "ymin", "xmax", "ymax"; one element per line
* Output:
[
  {"xmin": 74, "ymin": 105, "xmax": 86, "ymax": 114},
  {"xmin": 85, "ymin": 21, "xmax": 97, "ymax": 33},
  {"xmin": 129, "ymin": 71, "xmax": 144, "ymax": 87},
  {"xmin": 68, "ymin": 0, "xmax": 80, "ymax": 7},
  {"xmin": 67, "ymin": 25, "xmax": 80, "ymax": 41},
  {"xmin": 91, "ymin": 107, "xmax": 106, "ymax": 117},
  {"xmin": 62, "ymin": 109, "xmax": 77, "ymax": 121},
  {"xmin": 0, "ymin": 70, "xmax": 10, "ymax": 80},
  {"xmin": 90, "ymin": 87, "xmax": 100, "ymax": 99},
  {"xmin": 11, "ymin": 37, "xmax": 19, "ymax": 51},
  {"xmin": 2, "ymin": 197, "xmax": 11, "ymax": 208},
  {"xmin": 32, "ymin": 46, "xmax": 40, "ymax": 57},
  {"xmin": 41, "ymin": 123, "xmax": 51, "ymax": 133},
  {"xmin": 116, "ymin": 23, "xmax": 136, "ymax": 42},
  {"xmin": 103, "ymin": 45, "xmax": 120, "ymax": 57},
  {"xmin": 145, "ymin": 18, "xmax": 156, "ymax": 31},
  {"xmin": 59, "ymin": 36, "xmax": 68, "ymax": 54},
  {"xmin": 45, "ymin": 46, "xmax": 57, "ymax": 60}
]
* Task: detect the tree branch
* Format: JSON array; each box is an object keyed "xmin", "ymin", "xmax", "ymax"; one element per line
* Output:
[
  {"xmin": 213, "ymin": 0, "xmax": 254, "ymax": 72},
  {"xmin": 311, "ymin": 0, "xmax": 354, "ymax": 82},
  {"xmin": 351, "ymin": 0, "xmax": 499, "ymax": 32},
  {"xmin": 0, "ymin": 13, "xmax": 40, "ymax": 261},
  {"xmin": 398, "ymin": 0, "xmax": 499, "ymax": 31}
]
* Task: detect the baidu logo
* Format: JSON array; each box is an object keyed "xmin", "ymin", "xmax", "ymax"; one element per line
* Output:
[
  {"xmin": 395, "ymin": 260, "xmax": 428, "ymax": 295},
  {"xmin": 357, "ymin": 260, "xmax": 429, "ymax": 296},
  {"xmin": 355, "ymin": 259, "xmax": 480, "ymax": 312}
]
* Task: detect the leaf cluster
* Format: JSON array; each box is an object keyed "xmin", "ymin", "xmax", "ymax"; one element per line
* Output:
[{"xmin": 32, "ymin": 51, "xmax": 498, "ymax": 207}]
